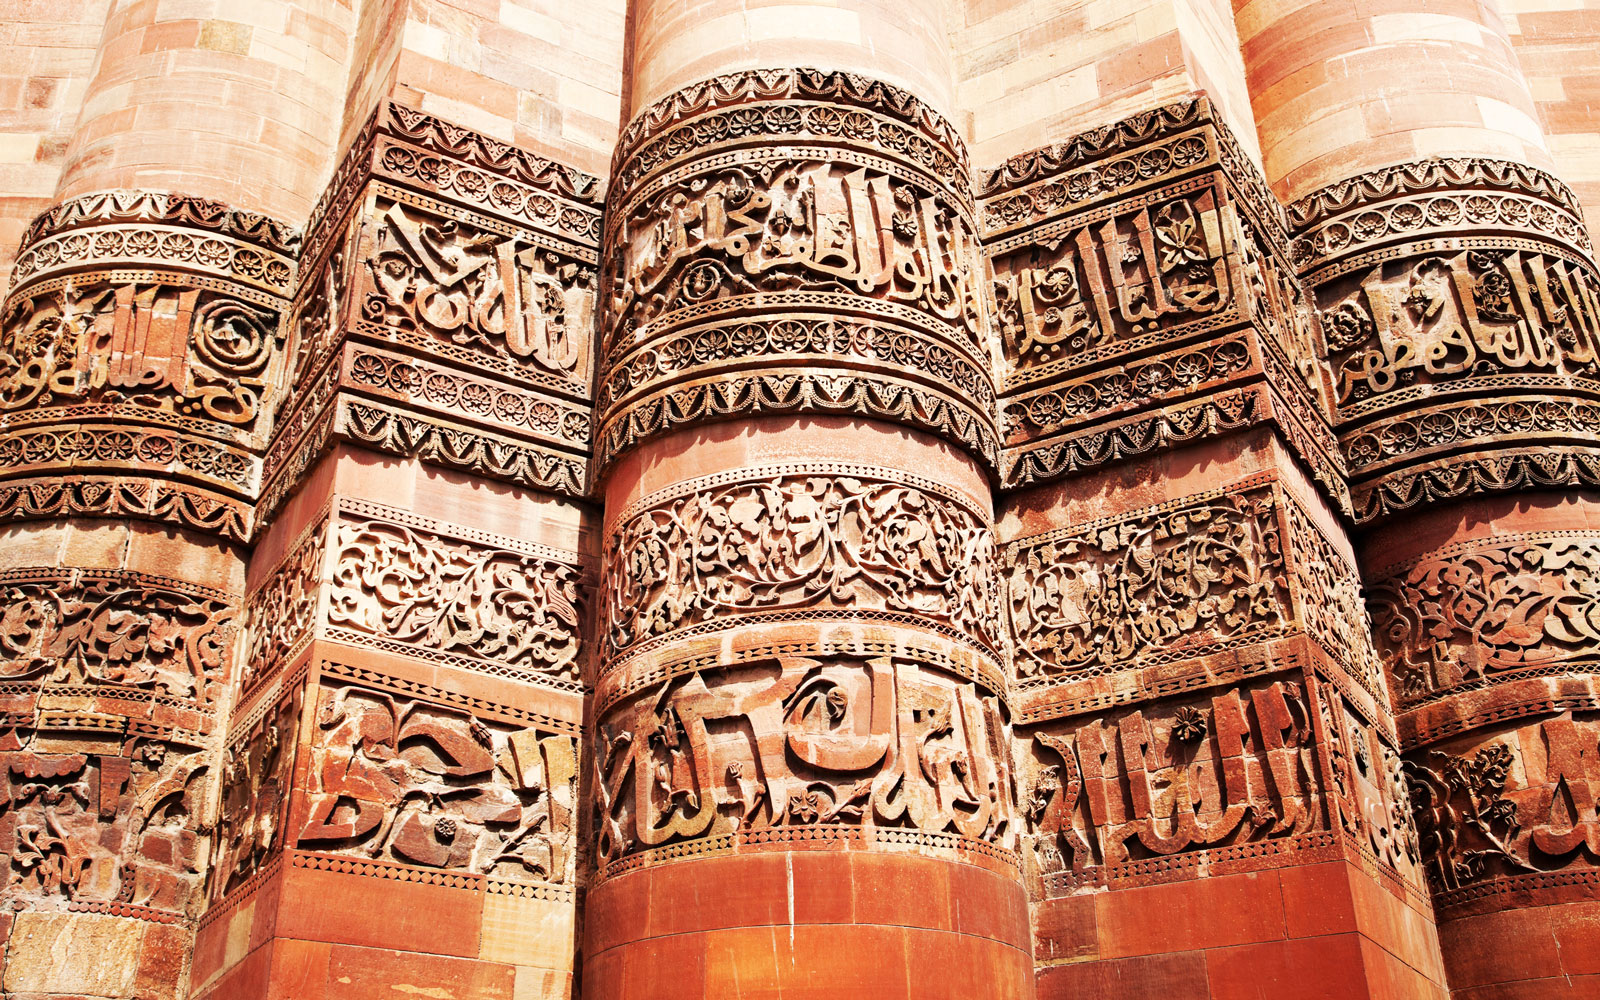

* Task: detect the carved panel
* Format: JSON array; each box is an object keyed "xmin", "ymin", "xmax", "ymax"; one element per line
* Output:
[
  {"xmin": 602, "ymin": 466, "xmax": 1000, "ymax": 660},
  {"xmin": 1, "ymin": 567, "xmax": 236, "ymax": 722},
  {"xmin": 596, "ymin": 67, "xmax": 997, "ymax": 472},
  {"xmin": 1020, "ymin": 678, "xmax": 1323, "ymax": 888},
  {"xmin": 981, "ymin": 97, "xmax": 1342, "ymax": 505},
  {"xmin": 0, "ymin": 735, "xmax": 215, "ymax": 916},
  {"xmin": 296, "ymin": 683, "xmax": 577, "ymax": 886},
  {"xmin": 1004, "ymin": 477, "xmax": 1378, "ymax": 702},
  {"xmin": 1291, "ymin": 157, "xmax": 1600, "ymax": 522},
  {"xmin": 1316, "ymin": 679, "xmax": 1424, "ymax": 882},
  {"xmin": 353, "ymin": 198, "xmax": 594, "ymax": 390},
  {"xmin": 241, "ymin": 514, "xmax": 328, "ymax": 698},
  {"xmin": 208, "ymin": 685, "xmax": 304, "ymax": 902},
  {"xmin": 1369, "ymin": 531, "xmax": 1600, "ymax": 712},
  {"xmin": 1004, "ymin": 483, "xmax": 1290, "ymax": 685},
  {"xmin": 328, "ymin": 515, "xmax": 583, "ymax": 684},
  {"xmin": 261, "ymin": 101, "xmax": 600, "ymax": 522},
  {"xmin": 0, "ymin": 191, "xmax": 297, "ymax": 537},
  {"xmin": 0, "ymin": 563, "xmax": 233, "ymax": 918},
  {"xmin": 1406, "ymin": 712, "xmax": 1600, "ymax": 906},
  {"xmin": 592, "ymin": 652, "xmax": 1015, "ymax": 870}
]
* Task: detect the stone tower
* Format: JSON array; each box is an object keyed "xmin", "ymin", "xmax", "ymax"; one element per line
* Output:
[{"xmin": 0, "ymin": 1, "xmax": 1597, "ymax": 998}]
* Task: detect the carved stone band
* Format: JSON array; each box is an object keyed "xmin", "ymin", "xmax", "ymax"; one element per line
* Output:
[
  {"xmin": 1369, "ymin": 530, "xmax": 1600, "ymax": 716},
  {"xmin": 0, "ymin": 191, "xmax": 300, "ymax": 538},
  {"xmin": 240, "ymin": 497, "xmax": 587, "ymax": 704},
  {"xmin": 600, "ymin": 465, "xmax": 1001, "ymax": 666},
  {"xmin": 1406, "ymin": 712, "xmax": 1600, "ymax": 912},
  {"xmin": 1003, "ymin": 474, "xmax": 1383, "ymax": 710},
  {"xmin": 977, "ymin": 96, "xmax": 1345, "ymax": 509},
  {"xmin": 589, "ymin": 647, "xmax": 1020, "ymax": 875},
  {"xmin": 596, "ymin": 68, "xmax": 997, "ymax": 474},
  {"xmin": 1291, "ymin": 156, "xmax": 1600, "ymax": 523}
]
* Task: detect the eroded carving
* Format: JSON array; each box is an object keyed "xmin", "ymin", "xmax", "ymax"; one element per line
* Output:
[{"xmin": 297, "ymin": 685, "xmax": 576, "ymax": 884}]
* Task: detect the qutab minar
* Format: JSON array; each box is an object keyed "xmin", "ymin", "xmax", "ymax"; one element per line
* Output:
[{"xmin": 0, "ymin": 1, "xmax": 1596, "ymax": 998}]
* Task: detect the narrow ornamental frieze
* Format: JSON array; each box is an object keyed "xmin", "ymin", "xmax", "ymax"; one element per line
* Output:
[
  {"xmin": 1369, "ymin": 530, "xmax": 1600, "ymax": 737},
  {"xmin": 590, "ymin": 649, "xmax": 1018, "ymax": 878},
  {"xmin": 0, "ymin": 190, "xmax": 301, "ymax": 539},
  {"xmin": 600, "ymin": 463, "xmax": 1002, "ymax": 667},
  {"xmin": 1406, "ymin": 711, "xmax": 1600, "ymax": 914},
  {"xmin": 8, "ymin": 190, "xmax": 298, "ymax": 297},
  {"xmin": 259, "ymin": 103, "xmax": 600, "ymax": 529},
  {"xmin": 980, "ymin": 96, "xmax": 1345, "ymax": 509},
  {"xmin": 596, "ymin": 67, "xmax": 998, "ymax": 474},
  {"xmin": 1289, "ymin": 156, "xmax": 1600, "ymax": 523},
  {"xmin": 206, "ymin": 682, "xmax": 304, "ymax": 907},
  {"xmin": 238, "ymin": 498, "xmax": 588, "ymax": 704},
  {"xmin": 1003, "ymin": 474, "xmax": 1385, "ymax": 716}
]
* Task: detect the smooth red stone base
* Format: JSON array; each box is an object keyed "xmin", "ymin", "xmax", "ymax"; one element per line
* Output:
[
  {"xmin": 1437, "ymin": 898, "xmax": 1600, "ymax": 999},
  {"xmin": 582, "ymin": 851, "xmax": 1034, "ymax": 999},
  {"xmin": 190, "ymin": 857, "xmax": 573, "ymax": 1000},
  {"xmin": 1034, "ymin": 861, "xmax": 1447, "ymax": 1000}
]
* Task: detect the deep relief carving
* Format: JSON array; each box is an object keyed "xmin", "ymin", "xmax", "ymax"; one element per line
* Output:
[
  {"xmin": 991, "ymin": 189, "xmax": 1230, "ymax": 370},
  {"xmin": 1004, "ymin": 485, "xmax": 1289, "ymax": 684},
  {"xmin": 264, "ymin": 102, "xmax": 600, "ymax": 519},
  {"xmin": 592, "ymin": 653, "xmax": 1015, "ymax": 867},
  {"xmin": 981, "ymin": 98, "xmax": 1341, "ymax": 505},
  {"xmin": 241, "ymin": 515, "xmax": 328, "ymax": 697},
  {"xmin": 603, "ymin": 470, "xmax": 1000, "ymax": 658},
  {"xmin": 340, "ymin": 399, "xmax": 587, "ymax": 497},
  {"xmin": 348, "ymin": 347, "xmax": 590, "ymax": 448},
  {"xmin": 1281, "ymin": 498, "xmax": 1385, "ymax": 698},
  {"xmin": 208, "ymin": 687, "xmax": 303, "ymax": 902},
  {"xmin": 1318, "ymin": 681, "xmax": 1423, "ymax": 880},
  {"xmin": 1, "ymin": 568, "xmax": 235, "ymax": 715},
  {"xmin": 1293, "ymin": 156, "xmax": 1600, "ymax": 522},
  {"xmin": 358, "ymin": 200, "xmax": 594, "ymax": 385},
  {"xmin": 297, "ymin": 684, "xmax": 576, "ymax": 885},
  {"xmin": 1318, "ymin": 250, "xmax": 1600, "ymax": 410},
  {"xmin": 329, "ymin": 518, "xmax": 582, "ymax": 681},
  {"xmin": 1022, "ymin": 679, "xmax": 1321, "ymax": 881},
  {"xmin": 1370, "ymin": 532, "xmax": 1600, "ymax": 709},
  {"xmin": 0, "ymin": 567, "xmax": 227, "ymax": 919},
  {"xmin": 0, "ymin": 190, "xmax": 298, "ymax": 537},
  {"xmin": 1289, "ymin": 157, "xmax": 1588, "ymax": 260},
  {"xmin": 1406, "ymin": 713, "xmax": 1600, "ymax": 899},
  {"xmin": 598, "ymin": 67, "xmax": 995, "ymax": 472},
  {"xmin": 0, "ymin": 735, "xmax": 215, "ymax": 915}
]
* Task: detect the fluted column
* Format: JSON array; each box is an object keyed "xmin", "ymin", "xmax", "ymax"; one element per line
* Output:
[
  {"xmin": 583, "ymin": 3, "xmax": 1033, "ymax": 995},
  {"xmin": 0, "ymin": 3, "xmax": 352, "ymax": 998},
  {"xmin": 1237, "ymin": 2, "xmax": 1600, "ymax": 995}
]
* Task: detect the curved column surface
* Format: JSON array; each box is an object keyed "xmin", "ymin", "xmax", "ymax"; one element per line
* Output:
[
  {"xmin": 0, "ymin": 188, "xmax": 297, "ymax": 996},
  {"xmin": 626, "ymin": 0, "xmax": 957, "ymax": 118},
  {"xmin": 591, "ymin": 6, "xmax": 1029, "ymax": 989},
  {"xmin": 1234, "ymin": 0, "xmax": 1553, "ymax": 204},
  {"xmin": 58, "ymin": 0, "xmax": 352, "ymax": 224},
  {"xmin": 1250, "ymin": 5, "xmax": 1600, "ymax": 997},
  {"xmin": 587, "ymin": 418, "xmax": 1030, "ymax": 998},
  {"xmin": 1361, "ymin": 493, "xmax": 1600, "ymax": 998},
  {"xmin": 596, "ymin": 66, "xmax": 995, "ymax": 478}
]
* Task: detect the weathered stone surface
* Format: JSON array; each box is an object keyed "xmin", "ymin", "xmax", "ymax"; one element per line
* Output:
[{"xmin": 5, "ymin": 2, "xmax": 1600, "ymax": 999}]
